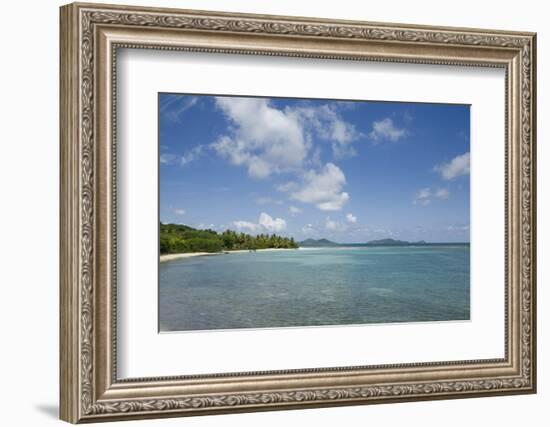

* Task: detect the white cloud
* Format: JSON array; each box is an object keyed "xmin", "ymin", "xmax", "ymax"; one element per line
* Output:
[
  {"xmin": 258, "ymin": 212, "xmax": 287, "ymax": 232},
  {"xmin": 276, "ymin": 181, "xmax": 299, "ymax": 193},
  {"xmin": 435, "ymin": 152, "xmax": 470, "ymax": 180},
  {"xmin": 232, "ymin": 220, "xmax": 261, "ymax": 233},
  {"xmin": 160, "ymin": 96, "xmax": 198, "ymax": 123},
  {"xmin": 212, "ymin": 97, "xmax": 308, "ymax": 178},
  {"xmin": 210, "ymin": 99, "xmax": 363, "ymax": 210},
  {"xmin": 310, "ymin": 146, "xmax": 322, "ymax": 167},
  {"xmin": 369, "ymin": 118, "xmax": 407, "ymax": 142},
  {"xmin": 160, "ymin": 153, "xmax": 177, "ymax": 164},
  {"xmin": 435, "ymin": 188, "xmax": 450, "ymax": 200},
  {"xmin": 417, "ymin": 188, "xmax": 431, "ymax": 199},
  {"xmin": 197, "ymin": 223, "xmax": 215, "ymax": 230},
  {"xmin": 289, "ymin": 205, "xmax": 303, "ymax": 214},
  {"xmin": 413, "ymin": 187, "xmax": 451, "ymax": 205},
  {"xmin": 413, "ymin": 188, "xmax": 432, "ymax": 206},
  {"xmin": 290, "ymin": 104, "xmax": 362, "ymax": 159},
  {"xmin": 174, "ymin": 209, "xmax": 185, "ymax": 215},
  {"xmin": 247, "ymin": 158, "xmax": 271, "ymax": 178},
  {"xmin": 232, "ymin": 212, "xmax": 287, "ymax": 234},
  {"xmin": 180, "ymin": 145, "xmax": 204, "ymax": 167},
  {"xmin": 161, "ymin": 145, "xmax": 204, "ymax": 167},
  {"xmin": 291, "ymin": 163, "xmax": 349, "ymax": 211},
  {"xmin": 325, "ymin": 217, "xmax": 347, "ymax": 232},
  {"xmin": 330, "ymin": 120, "xmax": 359, "ymax": 158},
  {"xmin": 346, "ymin": 213, "xmax": 357, "ymax": 223},
  {"xmin": 211, "ymin": 98, "xmax": 363, "ymax": 178}
]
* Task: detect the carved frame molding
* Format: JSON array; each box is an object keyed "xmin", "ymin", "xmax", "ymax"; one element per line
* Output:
[{"xmin": 60, "ymin": 2, "xmax": 536, "ymax": 423}]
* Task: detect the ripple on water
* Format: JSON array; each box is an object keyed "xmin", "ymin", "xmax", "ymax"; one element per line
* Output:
[{"xmin": 159, "ymin": 246, "xmax": 470, "ymax": 331}]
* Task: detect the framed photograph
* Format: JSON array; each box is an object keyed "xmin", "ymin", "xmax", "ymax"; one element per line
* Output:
[{"xmin": 60, "ymin": 2, "xmax": 537, "ymax": 423}]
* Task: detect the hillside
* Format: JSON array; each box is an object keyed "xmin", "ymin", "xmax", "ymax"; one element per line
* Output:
[
  {"xmin": 298, "ymin": 238, "xmax": 339, "ymax": 247},
  {"xmin": 298, "ymin": 237, "xmax": 430, "ymax": 247}
]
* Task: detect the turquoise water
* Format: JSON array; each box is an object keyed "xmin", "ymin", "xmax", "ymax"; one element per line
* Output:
[{"xmin": 159, "ymin": 246, "xmax": 470, "ymax": 332}]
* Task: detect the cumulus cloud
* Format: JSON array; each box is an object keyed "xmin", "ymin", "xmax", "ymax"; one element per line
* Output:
[
  {"xmin": 369, "ymin": 118, "xmax": 407, "ymax": 142},
  {"xmin": 291, "ymin": 163, "xmax": 349, "ymax": 211},
  {"xmin": 258, "ymin": 212, "xmax": 287, "ymax": 232},
  {"xmin": 232, "ymin": 212, "xmax": 287, "ymax": 234},
  {"xmin": 290, "ymin": 104, "xmax": 362, "ymax": 159},
  {"xmin": 232, "ymin": 220, "xmax": 261, "ymax": 233},
  {"xmin": 212, "ymin": 97, "xmax": 308, "ymax": 178},
  {"xmin": 209, "ymin": 98, "xmax": 364, "ymax": 211},
  {"xmin": 434, "ymin": 152, "xmax": 470, "ymax": 180},
  {"xmin": 174, "ymin": 208, "xmax": 185, "ymax": 215},
  {"xmin": 346, "ymin": 213, "xmax": 357, "ymax": 223},
  {"xmin": 211, "ymin": 98, "xmax": 363, "ymax": 178}
]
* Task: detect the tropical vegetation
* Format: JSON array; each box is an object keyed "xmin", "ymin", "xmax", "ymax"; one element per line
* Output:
[{"xmin": 160, "ymin": 223, "xmax": 298, "ymax": 254}]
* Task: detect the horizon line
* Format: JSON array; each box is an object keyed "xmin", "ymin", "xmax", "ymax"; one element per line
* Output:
[
  {"xmin": 160, "ymin": 223, "xmax": 470, "ymax": 245},
  {"xmin": 303, "ymin": 240, "xmax": 471, "ymax": 245}
]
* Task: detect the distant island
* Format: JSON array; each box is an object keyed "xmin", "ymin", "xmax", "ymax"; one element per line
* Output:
[
  {"xmin": 298, "ymin": 238, "xmax": 339, "ymax": 247},
  {"xmin": 160, "ymin": 223, "xmax": 298, "ymax": 254},
  {"xmin": 298, "ymin": 238, "xmax": 430, "ymax": 247}
]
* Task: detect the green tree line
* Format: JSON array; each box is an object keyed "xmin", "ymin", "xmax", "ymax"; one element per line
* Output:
[{"xmin": 160, "ymin": 223, "xmax": 298, "ymax": 254}]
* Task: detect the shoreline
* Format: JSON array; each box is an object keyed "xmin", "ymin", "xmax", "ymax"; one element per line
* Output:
[{"xmin": 160, "ymin": 248, "xmax": 297, "ymax": 263}]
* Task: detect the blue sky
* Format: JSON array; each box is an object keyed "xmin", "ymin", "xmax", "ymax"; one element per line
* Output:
[{"xmin": 159, "ymin": 93, "xmax": 470, "ymax": 243}]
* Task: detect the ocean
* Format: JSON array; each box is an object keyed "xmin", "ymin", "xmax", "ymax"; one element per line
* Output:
[{"xmin": 159, "ymin": 245, "xmax": 470, "ymax": 332}]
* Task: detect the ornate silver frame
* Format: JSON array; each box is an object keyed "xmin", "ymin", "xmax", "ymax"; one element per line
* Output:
[{"xmin": 60, "ymin": 2, "xmax": 537, "ymax": 423}]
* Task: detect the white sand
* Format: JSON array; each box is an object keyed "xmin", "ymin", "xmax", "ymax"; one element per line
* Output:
[
  {"xmin": 159, "ymin": 252, "xmax": 219, "ymax": 263},
  {"xmin": 160, "ymin": 248, "xmax": 297, "ymax": 263},
  {"xmin": 223, "ymin": 248, "xmax": 297, "ymax": 254}
]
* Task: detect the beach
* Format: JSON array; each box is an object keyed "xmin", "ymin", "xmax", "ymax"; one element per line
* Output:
[{"xmin": 160, "ymin": 247, "xmax": 297, "ymax": 263}]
